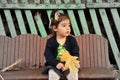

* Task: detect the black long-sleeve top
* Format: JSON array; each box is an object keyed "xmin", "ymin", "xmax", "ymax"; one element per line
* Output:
[{"xmin": 44, "ymin": 35, "xmax": 79, "ymax": 67}]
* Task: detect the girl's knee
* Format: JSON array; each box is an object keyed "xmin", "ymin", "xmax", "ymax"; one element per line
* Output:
[
  {"xmin": 49, "ymin": 69, "xmax": 60, "ymax": 80},
  {"xmin": 67, "ymin": 73, "xmax": 78, "ymax": 80}
]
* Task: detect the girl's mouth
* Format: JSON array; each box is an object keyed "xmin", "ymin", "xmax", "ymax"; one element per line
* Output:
[{"xmin": 66, "ymin": 31, "xmax": 70, "ymax": 34}]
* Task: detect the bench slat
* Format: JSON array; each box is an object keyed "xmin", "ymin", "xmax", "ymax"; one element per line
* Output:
[
  {"xmin": 36, "ymin": 35, "xmax": 41, "ymax": 67},
  {"xmin": 18, "ymin": 35, "xmax": 26, "ymax": 68},
  {"xmin": 93, "ymin": 35, "xmax": 98, "ymax": 67},
  {"xmin": 9, "ymin": 38, "xmax": 13, "ymax": 66},
  {"xmin": 89, "ymin": 35, "xmax": 95, "ymax": 67},
  {"xmin": 82, "ymin": 35, "xmax": 87, "ymax": 67},
  {"xmin": 0, "ymin": 36, "xmax": 4, "ymax": 69},
  {"xmin": 25, "ymin": 34, "xmax": 30, "ymax": 68},
  {"xmin": 14, "ymin": 36, "xmax": 19, "ymax": 66},
  {"xmin": 33, "ymin": 35, "xmax": 37, "ymax": 67},
  {"xmin": 29, "ymin": 35, "xmax": 34, "ymax": 67},
  {"xmin": 3, "ymin": 37, "xmax": 9, "ymax": 68}
]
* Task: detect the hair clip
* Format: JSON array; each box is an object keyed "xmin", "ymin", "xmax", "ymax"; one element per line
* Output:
[{"xmin": 55, "ymin": 12, "xmax": 61, "ymax": 21}]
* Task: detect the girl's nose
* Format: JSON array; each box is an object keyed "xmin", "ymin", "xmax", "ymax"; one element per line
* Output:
[{"xmin": 67, "ymin": 26, "xmax": 70, "ymax": 30}]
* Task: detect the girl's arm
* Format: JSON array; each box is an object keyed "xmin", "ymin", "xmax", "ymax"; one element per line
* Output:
[
  {"xmin": 44, "ymin": 40, "xmax": 59, "ymax": 67},
  {"xmin": 71, "ymin": 37, "xmax": 79, "ymax": 57}
]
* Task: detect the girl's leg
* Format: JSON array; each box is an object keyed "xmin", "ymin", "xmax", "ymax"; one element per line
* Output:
[
  {"xmin": 49, "ymin": 69, "xmax": 60, "ymax": 80},
  {"xmin": 66, "ymin": 72, "xmax": 78, "ymax": 80}
]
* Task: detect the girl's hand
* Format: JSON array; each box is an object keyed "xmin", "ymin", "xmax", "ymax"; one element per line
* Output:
[
  {"xmin": 56, "ymin": 63, "xmax": 64, "ymax": 70},
  {"xmin": 62, "ymin": 66, "xmax": 68, "ymax": 71}
]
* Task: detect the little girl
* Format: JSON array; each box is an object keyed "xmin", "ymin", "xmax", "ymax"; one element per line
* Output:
[{"xmin": 44, "ymin": 10, "xmax": 80, "ymax": 80}]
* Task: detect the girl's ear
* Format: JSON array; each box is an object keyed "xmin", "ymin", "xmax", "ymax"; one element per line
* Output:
[{"xmin": 53, "ymin": 25, "xmax": 57, "ymax": 32}]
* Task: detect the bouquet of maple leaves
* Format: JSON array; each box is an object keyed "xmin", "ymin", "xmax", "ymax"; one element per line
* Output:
[{"xmin": 57, "ymin": 45, "xmax": 80, "ymax": 74}]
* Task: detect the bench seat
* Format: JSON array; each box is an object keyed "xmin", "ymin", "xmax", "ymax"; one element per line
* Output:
[
  {"xmin": 2, "ymin": 68, "xmax": 48, "ymax": 80},
  {"xmin": 79, "ymin": 67, "xmax": 114, "ymax": 79},
  {"xmin": 1, "ymin": 67, "xmax": 114, "ymax": 80}
]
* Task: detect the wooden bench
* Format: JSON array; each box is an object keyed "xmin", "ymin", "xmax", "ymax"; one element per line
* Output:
[
  {"xmin": 0, "ymin": 34, "xmax": 115, "ymax": 80},
  {"xmin": 0, "ymin": 0, "xmax": 120, "ymax": 71}
]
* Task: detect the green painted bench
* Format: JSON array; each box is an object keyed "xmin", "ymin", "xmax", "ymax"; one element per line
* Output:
[{"xmin": 0, "ymin": 34, "xmax": 115, "ymax": 80}]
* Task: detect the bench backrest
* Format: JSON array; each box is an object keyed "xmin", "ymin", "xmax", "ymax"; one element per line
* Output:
[
  {"xmin": 0, "ymin": 34, "xmax": 47, "ymax": 69},
  {"xmin": 76, "ymin": 34, "xmax": 110, "ymax": 68},
  {"xmin": 0, "ymin": 34, "xmax": 111, "ymax": 70}
]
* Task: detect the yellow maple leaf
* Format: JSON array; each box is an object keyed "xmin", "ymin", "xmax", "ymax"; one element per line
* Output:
[{"xmin": 60, "ymin": 50, "xmax": 80, "ymax": 74}]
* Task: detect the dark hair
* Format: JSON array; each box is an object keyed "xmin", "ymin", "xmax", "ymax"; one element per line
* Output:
[{"xmin": 49, "ymin": 10, "xmax": 70, "ymax": 34}]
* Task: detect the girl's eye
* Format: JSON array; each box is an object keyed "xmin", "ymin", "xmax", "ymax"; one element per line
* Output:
[
  {"xmin": 68, "ymin": 25, "xmax": 71, "ymax": 27},
  {"xmin": 61, "ymin": 23, "xmax": 70, "ymax": 27},
  {"xmin": 62, "ymin": 24, "xmax": 66, "ymax": 27},
  {"xmin": 63, "ymin": 25, "xmax": 66, "ymax": 27}
]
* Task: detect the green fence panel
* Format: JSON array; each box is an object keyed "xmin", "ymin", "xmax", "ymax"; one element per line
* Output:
[
  {"xmin": 15, "ymin": 10, "xmax": 27, "ymax": 34},
  {"xmin": 11, "ymin": 0, "xmax": 27, "ymax": 35},
  {"xmin": 99, "ymin": 7, "xmax": 120, "ymax": 70},
  {"xmin": 64, "ymin": 0, "xmax": 80, "ymax": 36},
  {"xmin": 68, "ymin": 10, "xmax": 80, "ymax": 36},
  {"xmin": 22, "ymin": 0, "xmax": 37, "ymax": 34},
  {"xmin": 78, "ymin": 10, "xmax": 89, "ymax": 34},
  {"xmin": 110, "ymin": 9, "xmax": 120, "ymax": 37},
  {"xmin": 87, "ymin": 0, "xmax": 102, "ymax": 35},
  {"xmin": 95, "ymin": 0, "xmax": 120, "ymax": 70},
  {"xmin": 25, "ymin": 10, "xmax": 38, "ymax": 34},
  {"xmin": 35, "ymin": 13, "xmax": 47, "ymax": 37},
  {"xmin": 75, "ymin": 0, "xmax": 89, "ymax": 34},
  {"xmin": 0, "ymin": 15, "xmax": 6, "ymax": 36},
  {"xmin": 4, "ymin": 10, "xmax": 17, "ymax": 37},
  {"xmin": 89, "ymin": 9, "xmax": 102, "ymax": 35},
  {"xmin": 1, "ymin": 0, "xmax": 16, "ymax": 37}
]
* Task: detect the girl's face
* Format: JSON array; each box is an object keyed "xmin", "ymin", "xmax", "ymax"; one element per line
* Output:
[{"xmin": 53, "ymin": 19, "xmax": 71, "ymax": 37}]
